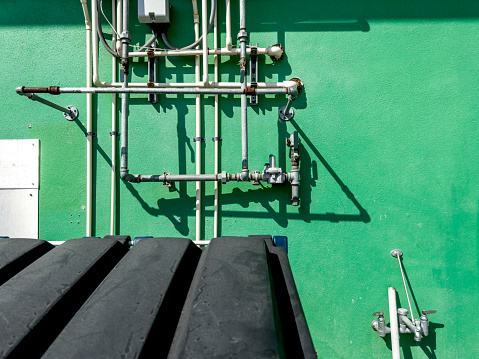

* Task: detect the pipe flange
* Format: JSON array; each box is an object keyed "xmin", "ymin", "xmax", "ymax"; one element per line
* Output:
[
  {"xmin": 279, "ymin": 105, "xmax": 294, "ymax": 121},
  {"xmin": 63, "ymin": 106, "xmax": 78, "ymax": 121},
  {"xmin": 290, "ymin": 77, "xmax": 303, "ymax": 94},
  {"xmin": 391, "ymin": 249, "xmax": 403, "ymax": 258}
]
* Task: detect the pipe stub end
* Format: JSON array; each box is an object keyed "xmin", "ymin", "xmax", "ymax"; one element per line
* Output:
[
  {"xmin": 63, "ymin": 106, "xmax": 78, "ymax": 121},
  {"xmin": 391, "ymin": 249, "xmax": 403, "ymax": 258}
]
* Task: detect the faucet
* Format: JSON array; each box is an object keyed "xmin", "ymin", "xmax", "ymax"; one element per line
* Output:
[{"xmin": 372, "ymin": 306, "xmax": 436, "ymax": 341}]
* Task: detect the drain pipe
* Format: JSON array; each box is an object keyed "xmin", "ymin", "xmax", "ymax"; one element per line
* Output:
[
  {"xmin": 81, "ymin": 0, "xmax": 93, "ymax": 237},
  {"xmin": 238, "ymin": 0, "xmax": 249, "ymax": 180},
  {"xmin": 213, "ymin": 0, "xmax": 219, "ymax": 238},
  {"xmin": 194, "ymin": 0, "xmax": 202, "ymax": 242},
  {"xmin": 119, "ymin": 0, "xmax": 132, "ymax": 182}
]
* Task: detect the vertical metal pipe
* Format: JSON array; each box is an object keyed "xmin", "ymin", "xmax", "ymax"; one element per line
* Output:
[
  {"xmin": 85, "ymin": 0, "xmax": 93, "ymax": 237},
  {"xmin": 120, "ymin": 0, "xmax": 130, "ymax": 180},
  {"xmin": 388, "ymin": 287, "xmax": 401, "ymax": 359},
  {"xmin": 110, "ymin": 0, "xmax": 118, "ymax": 235},
  {"xmin": 238, "ymin": 0, "xmax": 248, "ymax": 179},
  {"xmin": 194, "ymin": 0, "xmax": 202, "ymax": 242},
  {"xmin": 213, "ymin": 0, "xmax": 219, "ymax": 238}
]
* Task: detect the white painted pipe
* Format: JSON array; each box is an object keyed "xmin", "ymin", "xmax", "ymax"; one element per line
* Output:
[
  {"xmin": 225, "ymin": 0, "xmax": 232, "ymax": 50},
  {"xmin": 82, "ymin": 0, "xmax": 93, "ymax": 237},
  {"xmin": 213, "ymin": 0, "xmax": 219, "ymax": 238},
  {"xmin": 129, "ymin": 46, "xmax": 282, "ymax": 58},
  {"xmin": 116, "ymin": 0, "xmax": 122, "ymax": 53},
  {"xmin": 92, "ymin": 80, "xmax": 297, "ymax": 88},
  {"xmin": 194, "ymin": 0, "xmax": 202, "ymax": 242},
  {"xmin": 388, "ymin": 287, "xmax": 401, "ymax": 359},
  {"xmin": 202, "ymin": 0, "xmax": 209, "ymax": 85}
]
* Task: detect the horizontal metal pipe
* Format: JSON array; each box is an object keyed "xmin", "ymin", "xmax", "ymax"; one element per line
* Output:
[
  {"xmin": 133, "ymin": 174, "xmax": 226, "ymax": 182},
  {"xmin": 91, "ymin": 81, "xmax": 297, "ymax": 89},
  {"xmin": 23, "ymin": 87, "xmax": 289, "ymax": 95},
  {"xmin": 128, "ymin": 46, "xmax": 283, "ymax": 58}
]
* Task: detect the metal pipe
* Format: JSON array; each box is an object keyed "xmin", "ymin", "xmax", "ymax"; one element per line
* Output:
[
  {"xmin": 194, "ymin": 0, "xmax": 202, "ymax": 242},
  {"xmin": 120, "ymin": 0, "xmax": 131, "ymax": 182},
  {"xmin": 392, "ymin": 250, "xmax": 416, "ymax": 323},
  {"xmin": 75, "ymin": 80, "xmax": 297, "ymax": 89},
  {"xmin": 128, "ymin": 46, "xmax": 283, "ymax": 58},
  {"xmin": 17, "ymin": 91, "xmax": 75, "ymax": 115},
  {"xmin": 110, "ymin": 0, "xmax": 118, "ymax": 235},
  {"xmin": 26, "ymin": 87, "xmax": 289, "ymax": 95},
  {"xmin": 85, "ymin": 1, "xmax": 93, "ymax": 237},
  {"xmin": 238, "ymin": 0, "xmax": 249, "ymax": 179},
  {"xmin": 213, "ymin": 1, "xmax": 219, "ymax": 238},
  {"xmin": 388, "ymin": 287, "xmax": 400, "ymax": 359}
]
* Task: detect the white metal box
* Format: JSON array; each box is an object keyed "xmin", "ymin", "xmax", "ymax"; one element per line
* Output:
[{"xmin": 138, "ymin": 0, "xmax": 170, "ymax": 24}]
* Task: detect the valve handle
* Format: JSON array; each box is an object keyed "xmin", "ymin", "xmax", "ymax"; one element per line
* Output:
[
  {"xmin": 422, "ymin": 310, "xmax": 437, "ymax": 315},
  {"xmin": 372, "ymin": 311, "xmax": 384, "ymax": 316}
]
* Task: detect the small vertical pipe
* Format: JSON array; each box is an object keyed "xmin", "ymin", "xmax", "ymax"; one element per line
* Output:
[
  {"xmin": 388, "ymin": 287, "xmax": 400, "ymax": 359},
  {"xmin": 194, "ymin": 0, "xmax": 202, "ymax": 242},
  {"xmin": 238, "ymin": 0, "xmax": 248, "ymax": 178},
  {"xmin": 84, "ymin": 0, "xmax": 93, "ymax": 237},
  {"xmin": 213, "ymin": 0, "xmax": 219, "ymax": 238},
  {"xmin": 120, "ymin": 0, "xmax": 130, "ymax": 180},
  {"xmin": 110, "ymin": 0, "xmax": 118, "ymax": 235}
]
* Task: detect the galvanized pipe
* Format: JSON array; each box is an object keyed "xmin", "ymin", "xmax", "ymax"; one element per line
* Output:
[
  {"xmin": 195, "ymin": 0, "xmax": 202, "ymax": 242},
  {"xmin": 238, "ymin": 0, "xmax": 249, "ymax": 179},
  {"xmin": 60, "ymin": 87, "xmax": 290, "ymax": 93},
  {"xmin": 20, "ymin": 87, "xmax": 289, "ymax": 95},
  {"xmin": 17, "ymin": 91, "xmax": 74, "ymax": 115},
  {"xmin": 128, "ymin": 46, "xmax": 283, "ymax": 58},
  {"xmin": 120, "ymin": 0, "xmax": 131, "ymax": 181}
]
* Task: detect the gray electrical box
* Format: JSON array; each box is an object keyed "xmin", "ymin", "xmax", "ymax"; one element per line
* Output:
[{"xmin": 138, "ymin": 0, "xmax": 170, "ymax": 24}]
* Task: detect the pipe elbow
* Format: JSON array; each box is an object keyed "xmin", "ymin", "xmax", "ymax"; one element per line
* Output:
[
  {"xmin": 120, "ymin": 169, "xmax": 137, "ymax": 182},
  {"xmin": 93, "ymin": 76, "xmax": 105, "ymax": 87}
]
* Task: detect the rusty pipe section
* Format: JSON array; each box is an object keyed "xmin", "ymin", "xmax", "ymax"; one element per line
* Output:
[{"xmin": 17, "ymin": 86, "xmax": 61, "ymax": 95}]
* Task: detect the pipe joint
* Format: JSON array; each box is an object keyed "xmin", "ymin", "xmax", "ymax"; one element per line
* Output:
[
  {"xmin": 119, "ymin": 31, "xmax": 131, "ymax": 44},
  {"xmin": 289, "ymin": 169, "xmax": 300, "ymax": 185},
  {"xmin": 240, "ymin": 169, "xmax": 250, "ymax": 181},
  {"xmin": 237, "ymin": 29, "xmax": 248, "ymax": 42}
]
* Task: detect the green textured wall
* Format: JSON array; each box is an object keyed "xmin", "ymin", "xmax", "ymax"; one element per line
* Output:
[{"xmin": 2, "ymin": 0, "xmax": 479, "ymax": 357}]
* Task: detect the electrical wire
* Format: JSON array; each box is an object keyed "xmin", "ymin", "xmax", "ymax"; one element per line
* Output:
[
  {"xmin": 97, "ymin": 0, "xmax": 158, "ymax": 56},
  {"xmin": 161, "ymin": 0, "xmax": 216, "ymax": 51}
]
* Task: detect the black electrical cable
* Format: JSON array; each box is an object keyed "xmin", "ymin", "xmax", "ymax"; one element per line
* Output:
[{"xmin": 161, "ymin": 0, "xmax": 216, "ymax": 51}]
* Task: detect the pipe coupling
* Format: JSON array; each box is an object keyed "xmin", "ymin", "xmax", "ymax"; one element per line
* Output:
[
  {"xmin": 119, "ymin": 31, "xmax": 131, "ymax": 44},
  {"xmin": 237, "ymin": 29, "xmax": 248, "ymax": 42}
]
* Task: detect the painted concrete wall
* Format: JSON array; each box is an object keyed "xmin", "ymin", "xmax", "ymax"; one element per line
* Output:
[{"xmin": 2, "ymin": 0, "xmax": 479, "ymax": 357}]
